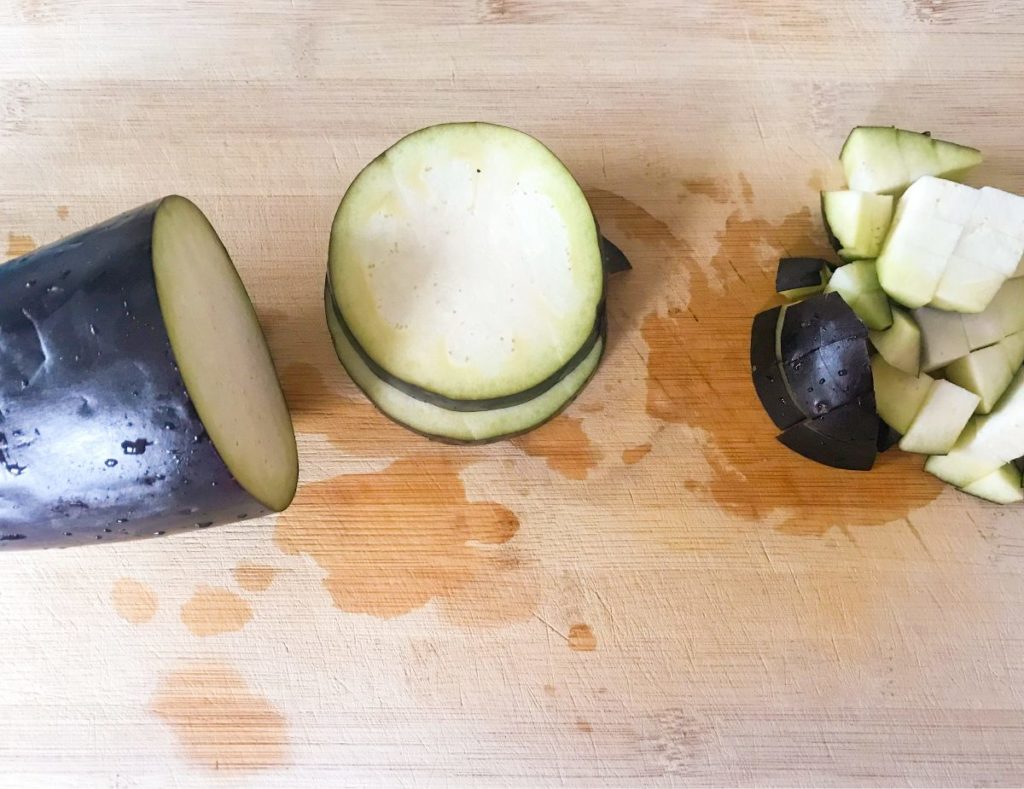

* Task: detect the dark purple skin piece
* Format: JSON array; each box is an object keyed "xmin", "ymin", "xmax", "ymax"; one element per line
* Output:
[
  {"xmin": 801, "ymin": 397, "xmax": 879, "ymax": 444},
  {"xmin": 0, "ymin": 200, "xmax": 267, "ymax": 550},
  {"xmin": 775, "ymin": 257, "xmax": 829, "ymax": 294},
  {"xmin": 776, "ymin": 420, "xmax": 877, "ymax": 471},
  {"xmin": 781, "ymin": 337, "xmax": 872, "ymax": 419},
  {"xmin": 878, "ymin": 422, "xmax": 902, "ymax": 452},
  {"xmin": 778, "ymin": 292, "xmax": 867, "ymax": 364},
  {"xmin": 750, "ymin": 306, "xmax": 803, "ymax": 429}
]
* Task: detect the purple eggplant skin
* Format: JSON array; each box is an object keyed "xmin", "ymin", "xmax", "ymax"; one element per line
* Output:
[{"xmin": 0, "ymin": 200, "xmax": 266, "ymax": 550}]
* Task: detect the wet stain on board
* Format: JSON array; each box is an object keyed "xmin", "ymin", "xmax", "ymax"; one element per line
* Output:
[
  {"xmin": 110, "ymin": 578, "xmax": 158, "ymax": 624},
  {"xmin": 233, "ymin": 564, "xmax": 279, "ymax": 593},
  {"xmin": 513, "ymin": 414, "xmax": 601, "ymax": 480},
  {"xmin": 56, "ymin": 205, "xmax": 69, "ymax": 220},
  {"xmin": 275, "ymin": 456, "xmax": 537, "ymax": 624},
  {"xmin": 680, "ymin": 178, "xmax": 731, "ymax": 204},
  {"xmin": 576, "ymin": 719, "xmax": 593, "ymax": 733},
  {"xmin": 5, "ymin": 232, "xmax": 36, "ymax": 258},
  {"xmin": 568, "ymin": 623, "xmax": 597, "ymax": 651},
  {"xmin": 181, "ymin": 586, "xmax": 253, "ymax": 637},
  {"xmin": 151, "ymin": 663, "xmax": 288, "ymax": 771},
  {"xmin": 622, "ymin": 443, "xmax": 653, "ymax": 465},
  {"xmin": 634, "ymin": 200, "xmax": 942, "ymax": 535}
]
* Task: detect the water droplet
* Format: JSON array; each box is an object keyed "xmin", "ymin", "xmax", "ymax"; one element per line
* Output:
[
  {"xmin": 153, "ymin": 531, "xmax": 165, "ymax": 536},
  {"xmin": 20, "ymin": 378, "xmax": 29, "ymax": 389},
  {"xmin": 818, "ymin": 378, "xmax": 825, "ymax": 385},
  {"xmin": 838, "ymin": 369, "xmax": 847, "ymax": 376},
  {"xmin": 103, "ymin": 528, "xmax": 112, "ymax": 533},
  {"xmin": 814, "ymin": 401, "xmax": 827, "ymax": 413},
  {"xmin": 793, "ymin": 362, "xmax": 802, "ymax": 371},
  {"xmin": 116, "ymin": 518, "xmax": 128, "ymax": 524},
  {"xmin": 24, "ymin": 279, "xmax": 36, "ymax": 288},
  {"xmin": 807, "ymin": 386, "xmax": 814, "ymax": 392},
  {"xmin": 89, "ymin": 324, "xmax": 97, "ymax": 335},
  {"xmin": 121, "ymin": 438, "xmax": 151, "ymax": 455},
  {"xmin": 162, "ymin": 422, "xmax": 176, "ymax": 431},
  {"xmin": 95, "ymin": 534, "xmax": 103, "ymax": 540},
  {"xmin": 45, "ymin": 285, "xmax": 62, "ymax": 295},
  {"xmin": 194, "ymin": 521, "xmax": 213, "ymax": 529},
  {"xmin": 104, "ymin": 458, "xmax": 118, "ymax": 467},
  {"xmin": 63, "ymin": 531, "xmax": 72, "ymax": 537}
]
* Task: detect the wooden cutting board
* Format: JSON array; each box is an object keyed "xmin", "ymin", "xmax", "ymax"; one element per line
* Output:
[{"xmin": 3, "ymin": 1, "xmax": 1024, "ymax": 785}]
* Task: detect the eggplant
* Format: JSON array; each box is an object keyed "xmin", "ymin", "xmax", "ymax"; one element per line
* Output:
[
  {"xmin": 781, "ymin": 337, "xmax": 872, "ymax": 419},
  {"xmin": 0, "ymin": 198, "xmax": 297, "ymax": 550},
  {"xmin": 778, "ymin": 292, "xmax": 867, "ymax": 364},
  {"xmin": 325, "ymin": 122, "xmax": 629, "ymax": 441},
  {"xmin": 749, "ymin": 307, "xmax": 803, "ymax": 429},
  {"xmin": 328, "ymin": 122, "xmax": 608, "ymax": 411},
  {"xmin": 775, "ymin": 257, "xmax": 830, "ymax": 300},
  {"xmin": 877, "ymin": 422, "xmax": 902, "ymax": 452},
  {"xmin": 776, "ymin": 417, "xmax": 877, "ymax": 471}
]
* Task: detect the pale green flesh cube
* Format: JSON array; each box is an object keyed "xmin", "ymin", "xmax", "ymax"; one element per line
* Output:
[
  {"xmin": 926, "ymin": 453, "xmax": 999, "ymax": 489},
  {"xmin": 961, "ymin": 464, "xmax": 1023, "ymax": 504},
  {"xmin": 840, "ymin": 128, "xmax": 982, "ymax": 195},
  {"xmin": 945, "ymin": 344, "xmax": 1013, "ymax": 414},
  {"xmin": 913, "ymin": 307, "xmax": 971, "ymax": 372},
  {"xmin": 822, "ymin": 191, "xmax": 894, "ymax": 260},
  {"xmin": 876, "ymin": 184, "xmax": 963, "ymax": 307},
  {"xmin": 989, "ymin": 278, "xmax": 1024, "ymax": 335},
  {"xmin": 899, "ymin": 379, "xmax": 981, "ymax": 455},
  {"xmin": 955, "ymin": 369, "xmax": 1024, "ymax": 464},
  {"xmin": 871, "ymin": 355, "xmax": 933, "ymax": 434},
  {"xmin": 961, "ymin": 301, "xmax": 1007, "ymax": 350},
  {"xmin": 841, "ymin": 127, "xmax": 906, "ymax": 194},
  {"xmin": 1000, "ymin": 331, "xmax": 1024, "ymax": 371},
  {"xmin": 897, "ymin": 132, "xmax": 942, "ymax": 184},
  {"xmin": 932, "ymin": 260, "xmax": 1006, "ymax": 313},
  {"xmin": 825, "ymin": 261, "xmax": 892, "ymax": 330},
  {"xmin": 953, "ymin": 223, "xmax": 1024, "ymax": 276},
  {"xmin": 974, "ymin": 187, "xmax": 1024, "ymax": 241},
  {"xmin": 869, "ymin": 306, "xmax": 921, "ymax": 375}
]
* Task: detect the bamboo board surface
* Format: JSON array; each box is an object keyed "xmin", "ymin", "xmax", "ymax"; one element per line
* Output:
[{"xmin": 3, "ymin": 1, "xmax": 1024, "ymax": 785}]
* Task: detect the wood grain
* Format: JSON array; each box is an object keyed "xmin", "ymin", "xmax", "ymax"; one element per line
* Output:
[{"xmin": 2, "ymin": 0, "xmax": 1024, "ymax": 785}]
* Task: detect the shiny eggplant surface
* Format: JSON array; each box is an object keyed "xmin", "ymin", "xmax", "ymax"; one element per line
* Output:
[{"xmin": 0, "ymin": 201, "xmax": 269, "ymax": 549}]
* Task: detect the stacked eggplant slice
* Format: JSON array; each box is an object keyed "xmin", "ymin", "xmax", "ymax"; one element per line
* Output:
[
  {"xmin": 752, "ymin": 126, "xmax": 1024, "ymax": 504},
  {"xmin": 0, "ymin": 197, "xmax": 298, "ymax": 548},
  {"xmin": 325, "ymin": 122, "xmax": 628, "ymax": 443}
]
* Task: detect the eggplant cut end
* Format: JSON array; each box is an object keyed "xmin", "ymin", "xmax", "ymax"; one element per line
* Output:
[{"xmin": 152, "ymin": 196, "xmax": 298, "ymax": 513}]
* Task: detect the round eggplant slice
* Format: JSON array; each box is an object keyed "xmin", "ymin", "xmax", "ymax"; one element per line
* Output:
[
  {"xmin": 325, "ymin": 283, "xmax": 603, "ymax": 444},
  {"xmin": 750, "ymin": 306, "xmax": 803, "ymax": 429},
  {"xmin": 329, "ymin": 122, "xmax": 606, "ymax": 404},
  {"xmin": 778, "ymin": 292, "xmax": 867, "ymax": 364},
  {"xmin": 0, "ymin": 197, "xmax": 297, "ymax": 550}
]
